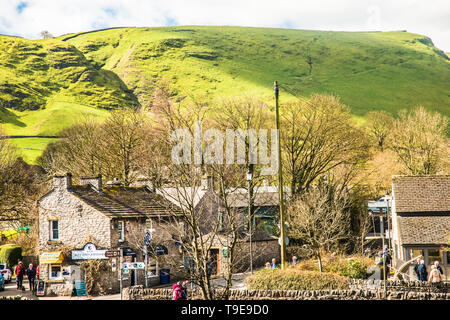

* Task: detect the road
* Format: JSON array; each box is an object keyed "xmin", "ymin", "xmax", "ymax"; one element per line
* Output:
[{"xmin": 1, "ymin": 272, "xmax": 250, "ymax": 300}]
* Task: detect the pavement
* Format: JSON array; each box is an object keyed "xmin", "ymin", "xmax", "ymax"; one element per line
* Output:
[{"xmin": 0, "ymin": 272, "xmax": 251, "ymax": 300}]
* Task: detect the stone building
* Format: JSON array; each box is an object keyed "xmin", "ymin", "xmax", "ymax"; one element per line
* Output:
[
  {"xmin": 152, "ymin": 177, "xmax": 282, "ymax": 274},
  {"xmin": 38, "ymin": 173, "xmax": 182, "ymax": 295},
  {"xmin": 391, "ymin": 175, "xmax": 450, "ymax": 279}
]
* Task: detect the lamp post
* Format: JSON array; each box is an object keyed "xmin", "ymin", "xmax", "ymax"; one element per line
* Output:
[
  {"xmin": 247, "ymin": 164, "xmax": 254, "ymax": 274},
  {"xmin": 274, "ymin": 81, "xmax": 287, "ymax": 269}
]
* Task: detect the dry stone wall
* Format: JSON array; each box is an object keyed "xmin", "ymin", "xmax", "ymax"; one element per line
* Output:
[{"xmin": 123, "ymin": 283, "xmax": 448, "ymax": 300}]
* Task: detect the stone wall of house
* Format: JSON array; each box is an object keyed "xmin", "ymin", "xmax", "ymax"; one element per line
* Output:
[
  {"xmin": 123, "ymin": 286, "xmax": 449, "ymax": 300},
  {"xmin": 38, "ymin": 182, "xmax": 111, "ymax": 253}
]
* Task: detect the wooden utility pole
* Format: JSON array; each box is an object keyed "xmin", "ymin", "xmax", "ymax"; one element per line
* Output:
[{"xmin": 274, "ymin": 81, "xmax": 287, "ymax": 269}]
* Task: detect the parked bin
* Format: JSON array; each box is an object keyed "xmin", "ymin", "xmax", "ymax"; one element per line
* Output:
[{"xmin": 160, "ymin": 269, "xmax": 170, "ymax": 284}]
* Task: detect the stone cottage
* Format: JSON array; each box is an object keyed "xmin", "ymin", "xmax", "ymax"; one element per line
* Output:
[
  {"xmin": 38, "ymin": 173, "xmax": 182, "ymax": 295},
  {"xmin": 152, "ymin": 177, "xmax": 281, "ymax": 274},
  {"xmin": 391, "ymin": 175, "xmax": 450, "ymax": 280}
]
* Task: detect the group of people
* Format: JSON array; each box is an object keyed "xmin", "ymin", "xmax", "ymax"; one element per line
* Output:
[
  {"xmin": 265, "ymin": 256, "xmax": 298, "ymax": 269},
  {"xmin": 413, "ymin": 259, "xmax": 444, "ymax": 283},
  {"xmin": 14, "ymin": 261, "xmax": 39, "ymax": 292},
  {"xmin": 172, "ymin": 280, "xmax": 189, "ymax": 300}
]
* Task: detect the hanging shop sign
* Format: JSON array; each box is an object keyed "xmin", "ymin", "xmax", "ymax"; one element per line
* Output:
[
  {"xmin": 123, "ymin": 262, "xmax": 145, "ymax": 270},
  {"xmin": 71, "ymin": 242, "xmax": 108, "ymax": 260}
]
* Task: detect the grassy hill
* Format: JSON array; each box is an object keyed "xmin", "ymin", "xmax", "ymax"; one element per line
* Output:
[{"xmin": 0, "ymin": 26, "xmax": 449, "ymax": 163}]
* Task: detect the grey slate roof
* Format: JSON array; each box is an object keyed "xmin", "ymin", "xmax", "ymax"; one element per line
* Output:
[
  {"xmin": 392, "ymin": 175, "xmax": 450, "ymax": 213},
  {"xmin": 71, "ymin": 185, "xmax": 182, "ymax": 218},
  {"xmin": 392, "ymin": 175, "xmax": 450, "ymax": 245},
  {"xmin": 397, "ymin": 215, "xmax": 450, "ymax": 245}
]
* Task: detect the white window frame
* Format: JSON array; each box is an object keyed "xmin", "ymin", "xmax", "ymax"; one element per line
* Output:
[
  {"xmin": 218, "ymin": 212, "xmax": 224, "ymax": 231},
  {"xmin": 50, "ymin": 220, "xmax": 59, "ymax": 241},
  {"xmin": 178, "ymin": 221, "xmax": 185, "ymax": 237},
  {"xmin": 49, "ymin": 264, "xmax": 62, "ymax": 280},
  {"xmin": 118, "ymin": 221, "xmax": 125, "ymax": 242}
]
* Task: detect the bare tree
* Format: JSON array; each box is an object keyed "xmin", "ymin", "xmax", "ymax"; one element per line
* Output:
[
  {"xmin": 390, "ymin": 106, "xmax": 449, "ymax": 174},
  {"xmin": 281, "ymin": 94, "xmax": 369, "ymax": 195},
  {"xmin": 366, "ymin": 110, "xmax": 394, "ymax": 150},
  {"xmin": 40, "ymin": 30, "xmax": 54, "ymax": 39},
  {"xmin": 287, "ymin": 181, "xmax": 351, "ymax": 272}
]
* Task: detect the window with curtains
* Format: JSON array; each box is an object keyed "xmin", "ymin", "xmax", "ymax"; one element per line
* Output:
[
  {"xmin": 50, "ymin": 220, "xmax": 59, "ymax": 240},
  {"xmin": 118, "ymin": 221, "xmax": 124, "ymax": 242}
]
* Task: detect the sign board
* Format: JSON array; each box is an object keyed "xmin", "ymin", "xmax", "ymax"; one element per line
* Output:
[
  {"xmin": 278, "ymin": 236, "xmax": 289, "ymax": 246},
  {"xmin": 123, "ymin": 262, "xmax": 145, "ymax": 270},
  {"xmin": 74, "ymin": 280, "xmax": 88, "ymax": 297},
  {"xmin": 144, "ymin": 231, "xmax": 152, "ymax": 247},
  {"xmin": 71, "ymin": 242, "xmax": 108, "ymax": 260},
  {"xmin": 105, "ymin": 250, "xmax": 120, "ymax": 258},
  {"xmin": 36, "ymin": 280, "xmax": 46, "ymax": 296}
]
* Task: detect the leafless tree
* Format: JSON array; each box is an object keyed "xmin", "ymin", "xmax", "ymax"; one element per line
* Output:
[
  {"xmin": 366, "ymin": 110, "xmax": 394, "ymax": 150},
  {"xmin": 390, "ymin": 106, "xmax": 449, "ymax": 174},
  {"xmin": 40, "ymin": 30, "xmax": 54, "ymax": 39},
  {"xmin": 287, "ymin": 180, "xmax": 351, "ymax": 272},
  {"xmin": 281, "ymin": 94, "xmax": 369, "ymax": 196}
]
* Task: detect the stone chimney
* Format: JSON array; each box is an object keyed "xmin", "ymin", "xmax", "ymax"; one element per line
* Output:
[
  {"xmin": 80, "ymin": 175, "xmax": 103, "ymax": 191},
  {"xmin": 53, "ymin": 173, "xmax": 72, "ymax": 191},
  {"xmin": 132, "ymin": 178, "xmax": 155, "ymax": 192},
  {"xmin": 201, "ymin": 175, "xmax": 214, "ymax": 191},
  {"xmin": 106, "ymin": 177, "xmax": 123, "ymax": 187}
]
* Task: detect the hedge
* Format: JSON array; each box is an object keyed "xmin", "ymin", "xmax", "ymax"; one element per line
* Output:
[
  {"xmin": 0, "ymin": 244, "xmax": 22, "ymax": 267},
  {"xmin": 245, "ymin": 269, "xmax": 350, "ymax": 291}
]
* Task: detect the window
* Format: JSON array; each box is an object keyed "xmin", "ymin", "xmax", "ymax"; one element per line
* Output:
[
  {"xmin": 427, "ymin": 249, "xmax": 442, "ymax": 265},
  {"xmin": 218, "ymin": 212, "xmax": 223, "ymax": 231},
  {"xmin": 50, "ymin": 220, "xmax": 59, "ymax": 240},
  {"xmin": 179, "ymin": 222, "xmax": 185, "ymax": 237},
  {"xmin": 410, "ymin": 249, "xmax": 424, "ymax": 260},
  {"xmin": 118, "ymin": 221, "xmax": 124, "ymax": 242},
  {"xmin": 446, "ymin": 251, "xmax": 450, "ymax": 265},
  {"xmin": 49, "ymin": 265, "xmax": 62, "ymax": 280},
  {"xmin": 146, "ymin": 219, "xmax": 153, "ymax": 232}
]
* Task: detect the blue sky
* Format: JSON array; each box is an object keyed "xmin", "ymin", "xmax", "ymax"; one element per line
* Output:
[{"xmin": 0, "ymin": 0, "xmax": 449, "ymax": 51}]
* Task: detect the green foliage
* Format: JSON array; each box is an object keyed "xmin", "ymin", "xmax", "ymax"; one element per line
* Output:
[
  {"xmin": 245, "ymin": 268, "xmax": 349, "ymax": 290},
  {"xmin": 1, "ymin": 26, "xmax": 449, "ymax": 162},
  {"xmin": 0, "ymin": 244, "xmax": 22, "ymax": 266},
  {"xmin": 338, "ymin": 259, "xmax": 368, "ymax": 279}
]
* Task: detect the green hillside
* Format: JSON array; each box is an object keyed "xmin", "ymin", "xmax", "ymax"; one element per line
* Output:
[{"xmin": 1, "ymin": 26, "xmax": 449, "ymax": 163}]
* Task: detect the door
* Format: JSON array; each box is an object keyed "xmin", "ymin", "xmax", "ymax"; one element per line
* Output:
[{"xmin": 209, "ymin": 249, "xmax": 220, "ymax": 275}]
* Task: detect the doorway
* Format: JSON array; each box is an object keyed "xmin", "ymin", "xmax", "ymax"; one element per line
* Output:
[{"xmin": 209, "ymin": 249, "xmax": 220, "ymax": 275}]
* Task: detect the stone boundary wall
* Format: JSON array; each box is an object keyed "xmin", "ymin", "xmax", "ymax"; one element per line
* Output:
[
  {"xmin": 123, "ymin": 286, "xmax": 448, "ymax": 300},
  {"xmin": 348, "ymin": 279, "xmax": 448, "ymax": 293}
]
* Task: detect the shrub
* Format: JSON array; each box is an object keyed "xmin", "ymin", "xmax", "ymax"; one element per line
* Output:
[
  {"xmin": 245, "ymin": 269, "xmax": 349, "ymax": 291},
  {"xmin": 339, "ymin": 259, "xmax": 368, "ymax": 279},
  {"xmin": 0, "ymin": 244, "xmax": 23, "ymax": 267}
]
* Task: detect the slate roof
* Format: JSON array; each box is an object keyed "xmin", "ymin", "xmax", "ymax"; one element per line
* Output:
[
  {"xmin": 225, "ymin": 186, "xmax": 291, "ymax": 208},
  {"xmin": 70, "ymin": 185, "xmax": 182, "ymax": 218},
  {"xmin": 392, "ymin": 175, "xmax": 450, "ymax": 213},
  {"xmin": 392, "ymin": 175, "xmax": 450, "ymax": 245},
  {"xmin": 397, "ymin": 216, "xmax": 450, "ymax": 245}
]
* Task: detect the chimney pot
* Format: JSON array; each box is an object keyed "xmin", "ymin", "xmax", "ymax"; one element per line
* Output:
[{"xmin": 80, "ymin": 175, "xmax": 102, "ymax": 191}]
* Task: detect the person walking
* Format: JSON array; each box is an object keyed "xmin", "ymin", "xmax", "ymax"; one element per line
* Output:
[
  {"xmin": 181, "ymin": 280, "xmax": 189, "ymax": 300},
  {"xmin": 413, "ymin": 258, "xmax": 421, "ymax": 280},
  {"xmin": 14, "ymin": 261, "xmax": 25, "ymax": 290},
  {"xmin": 291, "ymin": 256, "xmax": 298, "ymax": 267},
  {"xmin": 428, "ymin": 265, "xmax": 442, "ymax": 283},
  {"xmin": 172, "ymin": 281, "xmax": 183, "ymax": 300},
  {"xmin": 26, "ymin": 263, "xmax": 36, "ymax": 292},
  {"xmin": 417, "ymin": 259, "xmax": 428, "ymax": 282},
  {"xmin": 434, "ymin": 261, "xmax": 444, "ymax": 277},
  {"xmin": 270, "ymin": 258, "xmax": 278, "ymax": 269}
]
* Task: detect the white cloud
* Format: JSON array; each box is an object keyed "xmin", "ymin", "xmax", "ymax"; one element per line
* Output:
[{"xmin": 0, "ymin": 0, "xmax": 449, "ymax": 51}]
